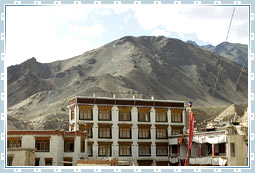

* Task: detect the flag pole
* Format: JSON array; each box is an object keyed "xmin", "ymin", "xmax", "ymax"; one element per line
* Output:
[{"xmin": 185, "ymin": 101, "xmax": 194, "ymax": 166}]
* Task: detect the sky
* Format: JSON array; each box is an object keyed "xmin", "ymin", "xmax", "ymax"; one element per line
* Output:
[{"xmin": 6, "ymin": 5, "xmax": 249, "ymax": 67}]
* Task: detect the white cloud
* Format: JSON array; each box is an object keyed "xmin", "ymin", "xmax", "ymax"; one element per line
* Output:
[
  {"xmin": 151, "ymin": 29, "xmax": 171, "ymax": 37},
  {"xmin": 132, "ymin": 5, "xmax": 249, "ymax": 45},
  {"xmin": 68, "ymin": 24, "xmax": 106, "ymax": 38}
]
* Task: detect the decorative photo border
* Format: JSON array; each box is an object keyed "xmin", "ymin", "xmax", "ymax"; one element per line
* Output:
[{"xmin": 0, "ymin": 0, "xmax": 254, "ymax": 173}]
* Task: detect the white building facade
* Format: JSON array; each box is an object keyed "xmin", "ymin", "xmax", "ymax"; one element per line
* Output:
[{"xmin": 7, "ymin": 96, "xmax": 186, "ymax": 166}]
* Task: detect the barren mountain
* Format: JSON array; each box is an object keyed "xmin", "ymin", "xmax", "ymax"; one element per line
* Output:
[
  {"xmin": 200, "ymin": 42, "xmax": 248, "ymax": 67},
  {"xmin": 7, "ymin": 36, "xmax": 248, "ymax": 130}
]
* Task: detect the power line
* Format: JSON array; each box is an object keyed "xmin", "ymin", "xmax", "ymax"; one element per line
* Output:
[{"xmin": 212, "ymin": 7, "xmax": 236, "ymax": 96}]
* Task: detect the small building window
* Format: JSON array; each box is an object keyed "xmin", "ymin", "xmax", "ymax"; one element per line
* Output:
[
  {"xmin": 118, "ymin": 107, "xmax": 132, "ymax": 121},
  {"xmin": 155, "ymin": 108, "xmax": 168, "ymax": 122},
  {"xmin": 216, "ymin": 143, "xmax": 226, "ymax": 156},
  {"xmin": 79, "ymin": 124, "xmax": 93, "ymax": 138},
  {"xmin": 138, "ymin": 127, "xmax": 151, "ymax": 139},
  {"xmin": 81, "ymin": 140, "xmax": 93, "ymax": 157},
  {"xmin": 7, "ymin": 156, "xmax": 13, "ymax": 166},
  {"xmin": 79, "ymin": 110, "xmax": 93, "ymax": 120},
  {"xmin": 156, "ymin": 126, "xmax": 168, "ymax": 139},
  {"xmin": 7, "ymin": 137, "xmax": 22, "ymax": 148},
  {"xmin": 64, "ymin": 138, "xmax": 74, "ymax": 152},
  {"xmin": 71, "ymin": 107, "xmax": 74, "ymax": 120},
  {"xmin": 138, "ymin": 112, "xmax": 150, "ymax": 122},
  {"xmin": 98, "ymin": 143, "xmax": 112, "ymax": 157},
  {"xmin": 63, "ymin": 157, "xmax": 72, "ymax": 166},
  {"xmin": 98, "ymin": 106, "xmax": 112, "ymax": 121},
  {"xmin": 156, "ymin": 143, "xmax": 168, "ymax": 156},
  {"xmin": 98, "ymin": 126, "xmax": 112, "ymax": 139},
  {"xmin": 119, "ymin": 126, "xmax": 132, "ymax": 139},
  {"xmin": 138, "ymin": 143, "xmax": 151, "ymax": 156},
  {"xmin": 170, "ymin": 145, "xmax": 178, "ymax": 156},
  {"xmin": 119, "ymin": 143, "xmax": 132, "ymax": 156},
  {"xmin": 35, "ymin": 158, "xmax": 40, "ymax": 166},
  {"xmin": 230, "ymin": 143, "xmax": 235, "ymax": 157},
  {"xmin": 45, "ymin": 158, "xmax": 53, "ymax": 166},
  {"xmin": 171, "ymin": 109, "xmax": 183, "ymax": 123},
  {"xmin": 171, "ymin": 126, "xmax": 183, "ymax": 135},
  {"xmin": 35, "ymin": 137, "xmax": 50, "ymax": 152}
]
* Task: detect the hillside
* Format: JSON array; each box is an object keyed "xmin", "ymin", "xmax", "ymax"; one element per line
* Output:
[{"xmin": 7, "ymin": 36, "xmax": 248, "ymax": 130}]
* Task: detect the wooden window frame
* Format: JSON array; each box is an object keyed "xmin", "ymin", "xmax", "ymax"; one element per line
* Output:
[
  {"xmin": 63, "ymin": 157, "xmax": 72, "ymax": 166},
  {"xmin": 138, "ymin": 143, "xmax": 151, "ymax": 156},
  {"xmin": 155, "ymin": 109, "xmax": 168, "ymax": 122},
  {"xmin": 171, "ymin": 109, "xmax": 183, "ymax": 123},
  {"xmin": 138, "ymin": 112, "xmax": 150, "ymax": 122},
  {"xmin": 64, "ymin": 138, "xmax": 74, "ymax": 152},
  {"xmin": 138, "ymin": 128, "xmax": 151, "ymax": 139},
  {"xmin": 119, "ymin": 127, "xmax": 132, "ymax": 139},
  {"xmin": 156, "ymin": 128, "xmax": 168, "ymax": 139},
  {"xmin": 98, "ymin": 143, "xmax": 112, "ymax": 157},
  {"xmin": 79, "ymin": 109, "xmax": 93, "ymax": 120},
  {"xmin": 71, "ymin": 107, "xmax": 74, "ymax": 120},
  {"xmin": 45, "ymin": 158, "xmax": 53, "ymax": 166},
  {"xmin": 156, "ymin": 143, "xmax": 168, "ymax": 156},
  {"xmin": 98, "ymin": 106, "xmax": 112, "ymax": 121},
  {"xmin": 35, "ymin": 138, "xmax": 50, "ymax": 152},
  {"xmin": 98, "ymin": 126, "xmax": 112, "ymax": 139},
  {"xmin": 119, "ymin": 143, "xmax": 132, "ymax": 157},
  {"xmin": 79, "ymin": 124, "xmax": 93, "ymax": 138},
  {"xmin": 171, "ymin": 126, "xmax": 183, "ymax": 135},
  {"xmin": 7, "ymin": 137, "xmax": 22, "ymax": 148},
  {"xmin": 80, "ymin": 140, "xmax": 93, "ymax": 157},
  {"xmin": 35, "ymin": 158, "xmax": 40, "ymax": 166}
]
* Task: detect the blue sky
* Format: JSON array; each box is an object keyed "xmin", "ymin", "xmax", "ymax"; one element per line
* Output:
[{"xmin": 6, "ymin": 5, "xmax": 249, "ymax": 66}]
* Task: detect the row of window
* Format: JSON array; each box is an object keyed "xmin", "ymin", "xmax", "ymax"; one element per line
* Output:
[
  {"xmin": 72, "ymin": 107, "xmax": 183, "ymax": 123},
  {"xmin": 7, "ymin": 138, "xmax": 174, "ymax": 157},
  {"xmin": 79, "ymin": 125, "xmax": 183, "ymax": 139}
]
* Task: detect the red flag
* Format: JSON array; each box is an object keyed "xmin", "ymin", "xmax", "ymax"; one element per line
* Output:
[{"xmin": 185, "ymin": 111, "xmax": 195, "ymax": 166}]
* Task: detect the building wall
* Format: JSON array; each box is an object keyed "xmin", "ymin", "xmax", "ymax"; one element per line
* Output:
[
  {"xmin": 7, "ymin": 149, "xmax": 35, "ymax": 166},
  {"xmin": 227, "ymin": 135, "xmax": 248, "ymax": 166},
  {"xmin": 71, "ymin": 103, "xmax": 185, "ymax": 166}
]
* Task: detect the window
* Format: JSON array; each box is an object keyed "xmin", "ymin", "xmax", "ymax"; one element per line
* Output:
[
  {"xmin": 119, "ymin": 126, "xmax": 132, "ymax": 139},
  {"xmin": 156, "ymin": 143, "xmax": 168, "ymax": 156},
  {"xmin": 230, "ymin": 143, "xmax": 235, "ymax": 157},
  {"xmin": 171, "ymin": 109, "xmax": 183, "ymax": 123},
  {"xmin": 7, "ymin": 156, "xmax": 13, "ymax": 166},
  {"xmin": 119, "ymin": 143, "xmax": 132, "ymax": 156},
  {"xmin": 45, "ymin": 158, "xmax": 53, "ymax": 166},
  {"xmin": 63, "ymin": 157, "xmax": 72, "ymax": 166},
  {"xmin": 64, "ymin": 138, "xmax": 74, "ymax": 152},
  {"xmin": 119, "ymin": 107, "xmax": 131, "ymax": 121},
  {"xmin": 98, "ymin": 106, "xmax": 112, "ymax": 121},
  {"xmin": 7, "ymin": 137, "xmax": 21, "ymax": 148},
  {"xmin": 35, "ymin": 137, "xmax": 50, "ymax": 152},
  {"xmin": 138, "ymin": 127, "xmax": 151, "ymax": 139},
  {"xmin": 79, "ymin": 124, "xmax": 93, "ymax": 138},
  {"xmin": 170, "ymin": 145, "xmax": 178, "ymax": 156},
  {"xmin": 216, "ymin": 143, "xmax": 226, "ymax": 156},
  {"xmin": 98, "ymin": 143, "xmax": 112, "ymax": 157},
  {"xmin": 155, "ymin": 108, "xmax": 168, "ymax": 122},
  {"xmin": 81, "ymin": 140, "xmax": 93, "ymax": 157},
  {"xmin": 138, "ymin": 108, "xmax": 151, "ymax": 122},
  {"xmin": 79, "ymin": 109, "xmax": 93, "ymax": 120},
  {"xmin": 138, "ymin": 143, "xmax": 151, "ymax": 156},
  {"xmin": 71, "ymin": 107, "xmax": 74, "ymax": 120},
  {"xmin": 98, "ymin": 126, "xmax": 112, "ymax": 139},
  {"xmin": 156, "ymin": 127, "xmax": 168, "ymax": 139},
  {"xmin": 171, "ymin": 126, "xmax": 183, "ymax": 135},
  {"xmin": 35, "ymin": 158, "xmax": 40, "ymax": 166}
]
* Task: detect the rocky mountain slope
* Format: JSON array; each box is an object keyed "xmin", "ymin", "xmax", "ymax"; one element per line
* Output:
[
  {"xmin": 200, "ymin": 42, "xmax": 248, "ymax": 67},
  {"xmin": 7, "ymin": 36, "xmax": 248, "ymax": 130}
]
